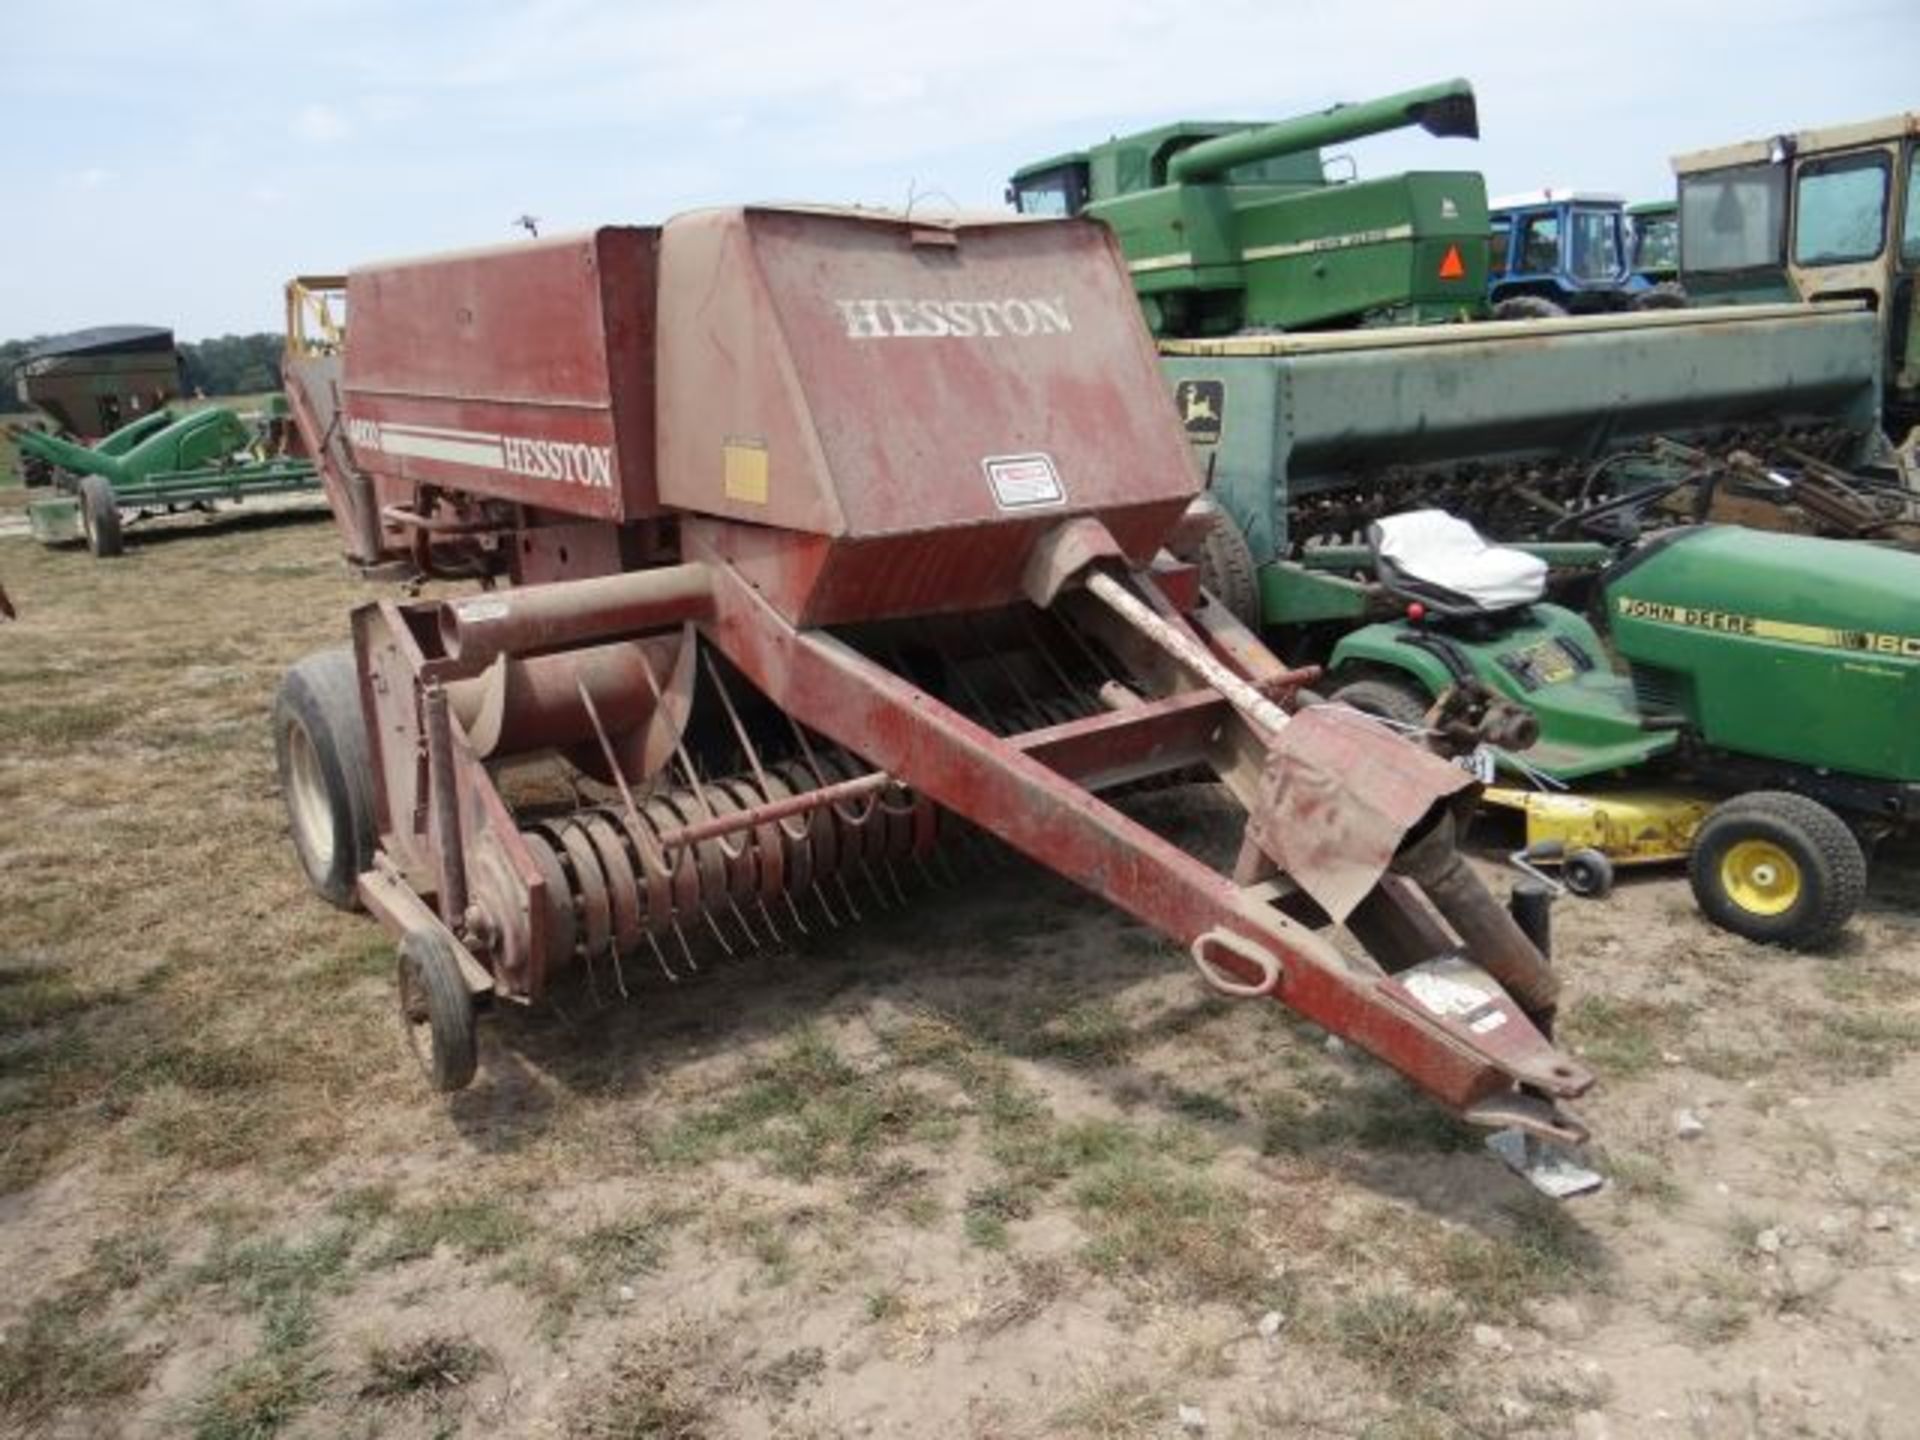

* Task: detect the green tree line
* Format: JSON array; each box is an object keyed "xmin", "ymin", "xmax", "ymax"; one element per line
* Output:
[{"xmin": 0, "ymin": 333, "xmax": 284, "ymax": 415}]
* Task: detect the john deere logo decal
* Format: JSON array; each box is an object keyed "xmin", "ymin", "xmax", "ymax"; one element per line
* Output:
[{"xmin": 1175, "ymin": 379, "xmax": 1224, "ymax": 445}]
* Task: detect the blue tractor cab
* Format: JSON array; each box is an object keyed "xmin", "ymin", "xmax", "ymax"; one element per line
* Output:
[{"xmin": 1487, "ymin": 189, "xmax": 1647, "ymax": 316}]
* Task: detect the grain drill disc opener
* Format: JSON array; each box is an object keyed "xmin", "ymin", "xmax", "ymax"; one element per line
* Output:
[{"xmin": 276, "ymin": 208, "xmax": 1593, "ymax": 1160}]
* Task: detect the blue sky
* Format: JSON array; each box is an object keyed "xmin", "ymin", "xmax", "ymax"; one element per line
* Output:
[{"xmin": 2, "ymin": 0, "xmax": 1913, "ymax": 339}]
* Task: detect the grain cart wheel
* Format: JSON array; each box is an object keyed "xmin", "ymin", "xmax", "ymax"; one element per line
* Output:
[
  {"xmin": 397, "ymin": 930, "xmax": 478, "ymax": 1092},
  {"xmin": 1328, "ymin": 676, "xmax": 1431, "ymax": 730},
  {"xmin": 1561, "ymin": 847, "xmax": 1615, "ymax": 899},
  {"xmin": 1492, "ymin": 295, "xmax": 1568, "ymax": 321},
  {"xmin": 273, "ymin": 647, "xmax": 376, "ymax": 910},
  {"xmin": 1688, "ymin": 792, "xmax": 1866, "ymax": 949},
  {"xmin": 1174, "ymin": 504, "xmax": 1261, "ymax": 628},
  {"xmin": 79, "ymin": 476, "xmax": 123, "ymax": 558}
]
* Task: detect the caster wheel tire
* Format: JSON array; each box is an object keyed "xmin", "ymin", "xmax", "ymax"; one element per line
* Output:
[
  {"xmin": 1562, "ymin": 847, "xmax": 1615, "ymax": 899},
  {"xmin": 397, "ymin": 930, "xmax": 478, "ymax": 1093}
]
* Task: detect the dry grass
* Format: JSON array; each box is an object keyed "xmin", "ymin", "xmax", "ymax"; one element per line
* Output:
[{"xmin": 2, "ymin": 517, "xmax": 1918, "ymax": 1437}]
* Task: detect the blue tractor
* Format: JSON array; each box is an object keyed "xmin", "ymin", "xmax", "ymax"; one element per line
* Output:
[{"xmin": 1487, "ymin": 189, "xmax": 1685, "ymax": 317}]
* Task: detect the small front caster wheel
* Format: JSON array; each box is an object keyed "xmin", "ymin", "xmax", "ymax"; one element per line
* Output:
[
  {"xmin": 397, "ymin": 930, "xmax": 478, "ymax": 1092},
  {"xmin": 1561, "ymin": 847, "xmax": 1615, "ymax": 899}
]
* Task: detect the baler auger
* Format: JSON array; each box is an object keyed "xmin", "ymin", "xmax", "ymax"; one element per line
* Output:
[{"xmin": 276, "ymin": 209, "xmax": 1596, "ymax": 1191}]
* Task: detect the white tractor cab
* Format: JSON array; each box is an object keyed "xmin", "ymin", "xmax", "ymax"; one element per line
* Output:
[{"xmin": 1674, "ymin": 111, "xmax": 1920, "ymax": 442}]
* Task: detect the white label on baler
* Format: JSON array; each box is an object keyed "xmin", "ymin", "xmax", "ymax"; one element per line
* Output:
[
  {"xmin": 454, "ymin": 597, "xmax": 511, "ymax": 622},
  {"xmin": 983, "ymin": 453, "xmax": 1065, "ymax": 510},
  {"xmin": 1402, "ymin": 968, "xmax": 1496, "ymax": 1019}
]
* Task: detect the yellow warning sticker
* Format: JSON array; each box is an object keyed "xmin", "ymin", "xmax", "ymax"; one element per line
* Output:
[
  {"xmin": 1615, "ymin": 596, "xmax": 1920, "ymax": 659},
  {"xmin": 723, "ymin": 439, "xmax": 769, "ymax": 505}
]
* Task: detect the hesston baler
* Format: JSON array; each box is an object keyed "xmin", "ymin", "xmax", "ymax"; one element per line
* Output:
[{"xmin": 277, "ymin": 207, "xmax": 1596, "ymax": 1188}]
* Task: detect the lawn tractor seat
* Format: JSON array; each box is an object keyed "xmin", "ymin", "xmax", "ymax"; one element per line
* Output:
[{"xmin": 1370, "ymin": 510, "xmax": 1547, "ymax": 618}]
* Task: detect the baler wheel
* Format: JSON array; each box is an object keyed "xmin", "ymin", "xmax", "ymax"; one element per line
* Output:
[
  {"xmin": 397, "ymin": 930, "xmax": 478, "ymax": 1092},
  {"xmin": 273, "ymin": 648, "xmax": 377, "ymax": 909},
  {"xmin": 1328, "ymin": 676, "xmax": 1432, "ymax": 731},
  {"xmin": 1688, "ymin": 792, "xmax": 1866, "ymax": 949},
  {"xmin": 79, "ymin": 476, "xmax": 123, "ymax": 558}
]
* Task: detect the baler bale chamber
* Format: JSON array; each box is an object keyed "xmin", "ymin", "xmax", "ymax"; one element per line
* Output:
[{"xmin": 276, "ymin": 206, "xmax": 1594, "ymax": 1169}]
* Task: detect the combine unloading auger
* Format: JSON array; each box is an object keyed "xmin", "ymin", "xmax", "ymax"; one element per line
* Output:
[{"xmin": 276, "ymin": 209, "xmax": 1596, "ymax": 1190}]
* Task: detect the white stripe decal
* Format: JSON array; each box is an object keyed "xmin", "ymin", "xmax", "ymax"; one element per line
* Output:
[
  {"xmin": 379, "ymin": 430, "xmax": 506, "ymax": 467},
  {"xmin": 1127, "ymin": 251, "xmax": 1194, "ymax": 274},
  {"xmin": 380, "ymin": 421, "xmax": 503, "ymax": 441},
  {"xmin": 1241, "ymin": 224, "xmax": 1415, "ymax": 262}
]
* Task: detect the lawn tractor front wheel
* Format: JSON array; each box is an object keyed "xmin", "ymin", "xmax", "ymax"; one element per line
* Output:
[
  {"xmin": 273, "ymin": 647, "xmax": 376, "ymax": 909},
  {"xmin": 79, "ymin": 476, "xmax": 123, "ymax": 558},
  {"xmin": 1328, "ymin": 675, "xmax": 1432, "ymax": 730},
  {"xmin": 397, "ymin": 930, "xmax": 478, "ymax": 1092},
  {"xmin": 1688, "ymin": 792, "xmax": 1866, "ymax": 949}
]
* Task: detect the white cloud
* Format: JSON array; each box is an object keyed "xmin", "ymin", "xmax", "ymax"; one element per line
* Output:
[
  {"xmin": 293, "ymin": 102, "xmax": 351, "ymax": 143},
  {"xmin": 62, "ymin": 166, "xmax": 115, "ymax": 190}
]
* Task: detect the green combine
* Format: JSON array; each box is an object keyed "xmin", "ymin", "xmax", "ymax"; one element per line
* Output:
[{"xmin": 1010, "ymin": 78, "xmax": 1488, "ymax": 335}]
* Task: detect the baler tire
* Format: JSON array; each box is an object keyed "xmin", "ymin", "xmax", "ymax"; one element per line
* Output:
[
  {"xmin": 1631, "ymin": 282, "xmax": 1688, "ymax": 310},
  {"xmin": 79, "ymin": 476, "xmax": 123, "ymax": 558},
  {"xmin": 1328, "ymin": 676, "xmax": 1431, "ymax": 731},
  {"xmin": 1179, "ymin": 505, "xmax": 1262, "ymax": 628},
  {"xmin": 274, "ymin": 647, "xmax": 376, "ymax": 910},
  {"xmin": 1492, "ymin": 295, "xmax": 1568, "ymax": 321},
  {"xmin": 397, "ymin": 930, "xmax": 478, "ymax": 1093},
  {"xmin": 1688, "ymin": 792, "xmax": 1865, "ymax": 950},
  {"xmin": 1562, "ymin": 847, "xmax": 1615, "ymax": 899}
]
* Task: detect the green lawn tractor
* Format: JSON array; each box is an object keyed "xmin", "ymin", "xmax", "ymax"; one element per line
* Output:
[
  {"xmin": 9, "ymin": 400, "xmax": 317, "ymax": 558},
  {"xmin": 1321, "ymin": 510, "xmax": 1918, "ymax": 947}
]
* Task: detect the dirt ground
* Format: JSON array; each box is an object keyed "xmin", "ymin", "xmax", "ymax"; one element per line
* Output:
[{"xmin": 2, "ymin": 507, "xmax": 1917, "ymax": 1440}]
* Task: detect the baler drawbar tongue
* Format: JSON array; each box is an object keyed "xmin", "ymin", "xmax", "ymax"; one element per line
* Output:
[{"xmin": 277, "ymin": 204, "xmax": 1596, "ymax": 1189}]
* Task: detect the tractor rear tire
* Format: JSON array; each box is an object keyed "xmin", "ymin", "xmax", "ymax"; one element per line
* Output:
[
  {"xmin": 1328, "ymin": 676, "xmax": 1432, "ymax": 730},
  {"xmin": 1632, "ymin": 282, "xmax": 1688, "ymax": 310},
  {"xmin": 79, "ymin": 476, "xmax": 123, "ymax": 558},
  {"xmin": 397, "ymin": 930, "xmax": 478, "ymax": 1093},
  {"xmin": 1176, "ymin": 504, "xmax": 1261, "ymax": 628},
  {"xmin": 1688, "ymin": 791, "xmax": 1865, "ymax": 949},
  {"xmin": 274, "ymin": 647, "xmax": 376, "ymax": 910},
  {"xmin": 1492, "ymin": 295, "xmax": 1569, "ymax": 321}
]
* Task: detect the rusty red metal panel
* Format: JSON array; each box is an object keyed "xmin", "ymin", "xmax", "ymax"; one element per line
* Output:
[
  {"xmin": 342, "ymin": 227, "xmax": 661, "ymax": 522},
  {"xmin": 657, "ymin": 208, "xmax": 1200, "ymax": 623}
]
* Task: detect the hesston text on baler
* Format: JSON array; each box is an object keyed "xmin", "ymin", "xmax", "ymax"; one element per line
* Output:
[{"xmin": 276, "ymin": 208, "xmax": 1596, "ymax": 1189}]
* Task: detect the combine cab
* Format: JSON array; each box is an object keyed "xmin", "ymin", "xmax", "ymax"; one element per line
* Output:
[{"xmin": 276, "ymin": 209, "xmax": 1599, "ymax": 1193}]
